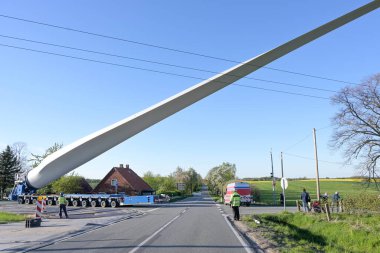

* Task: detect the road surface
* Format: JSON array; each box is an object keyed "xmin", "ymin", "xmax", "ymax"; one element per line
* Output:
[{"xmin": 29, "ymin": 191, "xmax": 259, "ymax": 253}]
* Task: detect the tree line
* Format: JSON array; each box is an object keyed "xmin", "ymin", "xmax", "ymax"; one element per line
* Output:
[{"xmin": 143, "ymin": 167, "xmax": 203, "ymax": 196}]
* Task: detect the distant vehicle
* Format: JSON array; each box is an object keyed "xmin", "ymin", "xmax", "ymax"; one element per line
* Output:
[{"xmin": 224, "ymin": 182, "xmax": 252, "ymax": 206}]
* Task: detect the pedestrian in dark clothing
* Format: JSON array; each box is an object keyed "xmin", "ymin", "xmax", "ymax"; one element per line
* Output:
[
  {"xmin": 280, "ymin": 193, "xmax": 284, "ymax": 205},
  {"xmin": 301, "ymin": 188, "xmax": 310, "ymax": 212},
  {"xmin": 58, "ymin": 192, "xmax": 69, "ymax": 218},
  {"xmin": 231, "ymin": 191, "xmax": 241, "ymax": 221}
]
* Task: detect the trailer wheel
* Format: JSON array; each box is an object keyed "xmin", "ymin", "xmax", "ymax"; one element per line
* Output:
[
  {"xmin": 32, "ymin": 199, "xmax": 37, "ymax": 205},
  {"xmin": 25, "ymin": 199, "xmax": 30, "ymax": 204},
  {"xmin": 100, "ymin": 200, "xmax": 107, "ymax": 208},
  {"xmin": 90, "ymin": 200, "xmax": 97, "ymax": 207},
  {"xmin": 110, "ymin": 200, "xmax": 118, "ymax": 208},
  {"xmin": 47, "ymin": 199, "xmax": 54, "ymax": 206},
  {"xmin": 18, "ymin": 198, "xmax": 25, "ymax": 204},
  {"xmin": 81, "ymin": 200, "xmax": 88, "ymax": 207},
  {"xmin": 72, "ymin": 200, "xmax": 78, "ymax": 207},
  {"xmin": 245, "ymin": 202, "xmax": 250, "ymax": 207}
]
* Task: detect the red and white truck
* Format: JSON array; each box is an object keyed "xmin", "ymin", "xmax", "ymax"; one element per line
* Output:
[{"xmin": 224, "ymin": 182, "xmax": 252, "ymax": 206}]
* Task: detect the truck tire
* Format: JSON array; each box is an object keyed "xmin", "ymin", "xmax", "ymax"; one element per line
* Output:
[
  {"xmin": 100, "ymin": 200, "xmax": 107, "ymax": 208},
  {"xmin": 81, "ymin": 200, "xmax": 87, "ymax": 207},
  {"xmin": 25, "ymin": 199, "xmax": 30, "ymax": 204},
  {"xmin": 110, "ymin": 200, "xmax": 118, "ymax": 208},
  {"xmin": 90, "ymin": 200, "xmax": 97, "ymax": 207},
  {"xmin": 32, "ymin": 199, "xmax": 37, "ymax": 205},
  {"xmin": 47, "ymin": 199, "xmax": 54, "ymax": 206},
  {"xmin": 245, "ymin": 202, "xmax": 250, "ymax": 207},
  {"xmin": 18, "ymin": 198, "xmax": 25, "ymax": 204},
  {"xmin": 72, "ymin": 200, "xmax": 78, "ymax": 207}
]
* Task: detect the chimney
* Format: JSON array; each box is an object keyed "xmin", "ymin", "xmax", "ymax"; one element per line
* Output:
[
  {"xmin": 125, "ymin": 164, "xmax": 129, "ymax": 169},
  {"xmin": 119, "ymin": 164, "xmax": 123, "ymax": 168}
]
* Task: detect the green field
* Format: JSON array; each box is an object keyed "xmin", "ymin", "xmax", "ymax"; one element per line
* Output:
[{"xmin": 248, "ymin": 179, "xmax": 379, "ymax": 205}]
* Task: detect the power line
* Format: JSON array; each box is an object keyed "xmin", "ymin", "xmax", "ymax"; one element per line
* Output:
[
  {"xmin": 283, "ymin": 133, "xmax": 313, "ymax": 152},
  {"xmin": 0, "ymin": 14, "xmax": 359, "ymax": 86},
  {"xmin": 0, "ymin": 43, "xmax": 331, "ymax": 100},
  {"xmin": 0, "ymin": 34, "xmax": 337, "ymax": 93},
  {"xmin": 283, "ymin": 152, "xmax": 346, "ymax": 165}
]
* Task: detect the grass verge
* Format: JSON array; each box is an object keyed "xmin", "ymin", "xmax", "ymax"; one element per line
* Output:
[
  {"xmin": 0, "ymin": 211, "xmax": 26, "ymax": 224},
  {"xmin": 242, "ymin": 212, "xmax": 380, "ymax": 253}
]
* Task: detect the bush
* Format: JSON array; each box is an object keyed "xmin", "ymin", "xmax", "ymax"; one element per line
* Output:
[
  {"xmin": 343, "ymin": 193, "xmax": 380, "ymax": 214},
  {"xmin": 251, "ymin": 184, "xmax": 261, "ymax": 202}
]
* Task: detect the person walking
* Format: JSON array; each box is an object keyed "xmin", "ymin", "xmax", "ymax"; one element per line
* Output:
[
  {"xmin": 230, "ymin": 190, "xmax": 241, "ymax": 221},
  {"xmin": 58, "ymin": 192, "xmax": 69, "ymax": 218},
  {"xmin": 300, "ymin": 188, "xmax": 310, "ymax": 212}
]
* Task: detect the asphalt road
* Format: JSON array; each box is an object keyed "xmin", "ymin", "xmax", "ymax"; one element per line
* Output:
[{"xmin": 28, "ymin": 192, "xmax": 258, "ymax": 253}]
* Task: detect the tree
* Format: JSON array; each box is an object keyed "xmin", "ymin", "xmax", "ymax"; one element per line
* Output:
[
  {"xmin": 0, "ymin": 146, "xmax": 22, "ymax": 198},
  {"xmin": 205, "ymin": 162, "xmax": 236, "ymax": 196},
  {"xmin": 52, "ymin": 172, "xmax": 87, "ymax": 194},
  {"xmin": 331, "ymin": 73, "xmax": 380, "ymax": 189},
  {"xmin": 11, "ymin": 142, "xmax": 29, "ymax": 173}
]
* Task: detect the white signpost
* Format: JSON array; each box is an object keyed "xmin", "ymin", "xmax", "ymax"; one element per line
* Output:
[{"xmin": 281, "ymin": 177, "xmax": 288, "ymax": 211}]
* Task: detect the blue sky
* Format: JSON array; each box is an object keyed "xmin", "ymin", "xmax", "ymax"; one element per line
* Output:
[{"xmin": 0, "ymin": 1, "xmax": 379, "ymax": 180}]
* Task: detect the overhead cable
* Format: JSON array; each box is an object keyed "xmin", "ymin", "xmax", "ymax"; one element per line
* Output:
[
  {"xmin": 0, "ymin": 14, "xmax": 358, "ymax": 85},
  {"xmin": 0, "ymin": 34, "xmax": 337, "ymax": 93},
  {"xmin": 0, "ymin": 43, "xmax": 330, "ymax": 100}
]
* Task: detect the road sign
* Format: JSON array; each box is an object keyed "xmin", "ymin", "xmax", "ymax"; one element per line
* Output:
[
  {"xmin": 177, "ymin": 183, "xmax": 186, "ymax": 191},
  {"xmin": 281, "ymin": 178, "xmax": 288, "ymax": 190}
]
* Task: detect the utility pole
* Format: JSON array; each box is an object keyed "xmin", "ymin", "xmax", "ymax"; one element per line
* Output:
[
  {"xmin": 313, "ymin": 128, "xmax": 321, "ymax": 201},
  {"xmin": 281, "ymin": 152, "xmax": 286, "ymax": 211},
  {"xmin": 270, "ymin": 150, "xmax": 276, "ymax": 205}
]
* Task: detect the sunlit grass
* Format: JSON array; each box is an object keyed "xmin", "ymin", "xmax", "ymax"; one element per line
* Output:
[
  {"xmin": 243, "ymin": 212, "xmax": 380, "ymax": 253},
  {"xmin": 0, "ymin": 211, "xmax": 26, "ymax": 224}
]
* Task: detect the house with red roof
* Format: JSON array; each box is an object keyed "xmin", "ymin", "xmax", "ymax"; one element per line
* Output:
[{"xmin": 93, "ymin": 164, "xmax": 154, "ymax": 195}]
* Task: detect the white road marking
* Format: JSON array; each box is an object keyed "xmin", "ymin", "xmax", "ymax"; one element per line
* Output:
[
  {"xmin": 128, "ymin": 209, "xmax": 186, "ymax": 253},
  {"xmin": 143, "ymin": 207, "xmax": 160, "ymax": 213},
  {"xmin": 223, "ymin": 214, "xmax": 254, "ymax": 253}
]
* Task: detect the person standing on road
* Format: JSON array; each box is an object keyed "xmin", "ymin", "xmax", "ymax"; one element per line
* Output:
[
  {"xmin": 300, "ymin": 188, "xmax": 310, "ymax": 212},
  {"xmin": 58, "ymin": 192, "xmax": 69, "ymax": 219},
  {"xmin": 230, "ymin": 190, "xmax": 241, "ymax": 221}
]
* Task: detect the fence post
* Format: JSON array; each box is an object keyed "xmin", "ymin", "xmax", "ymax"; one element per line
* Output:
[
  {"xmin": 296, "ymin": 200, "xmax": 301, "ymax": 212},
  {"xmin": 325, "ymin": 203, "xmax": 331, "ymax": 221}
]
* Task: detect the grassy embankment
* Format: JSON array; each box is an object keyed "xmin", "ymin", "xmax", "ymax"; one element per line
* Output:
[
  {"xmin": 243, "ymin": 212, "xmax": 380, "ymax": 253},
  {"xmin": 248, "ymin": 179, "xmax": 378, "ymax": 205},
  {"xmin": 0, "ymin": 211, "xmax": 26, "ymax": 224}
]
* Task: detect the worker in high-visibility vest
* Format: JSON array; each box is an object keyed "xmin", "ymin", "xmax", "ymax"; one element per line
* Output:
[
  {"xmin": 58, "ymin": 192, "xmax": 69, "ymax": 218},
  {"xmin": 230, "ymin": 190, "xmax": 241, "ymax": 221}
]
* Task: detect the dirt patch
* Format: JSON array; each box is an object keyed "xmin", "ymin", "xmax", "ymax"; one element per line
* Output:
[{"xmin": 231, "ymin": 217, "xmax": 280, "ymax": 253}]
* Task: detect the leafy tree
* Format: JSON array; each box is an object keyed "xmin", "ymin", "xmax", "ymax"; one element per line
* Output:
[
  {"xmin": 205, "ymin": 162, "xmax": 236, "ymax": 196},
  {"xmin": 157, "ymin": 176, "xmax": 177, "ymax": 193},
  {"xmin": 52, "ymin": 172, "xmax": 85, "ymax": 194},
  {"xmin": 331, "ymin": 73, "xmax": 380, "ymax": 189},
  {"xmin": 0, "ymin": 146, "xmax": 22, "ymax": 198},
  {"xmin": 143, "ymin": 171, "xmax": 162, "ymax": 191}
]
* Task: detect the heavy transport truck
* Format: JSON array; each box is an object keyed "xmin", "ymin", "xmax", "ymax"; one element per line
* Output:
[
  {"xmin": 10, "ymin": 180, "xmax": 155, "ymax": 207},
  {"xmin": 8, "ymin": 2, "xmax": 377, "ymax": 208}
]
